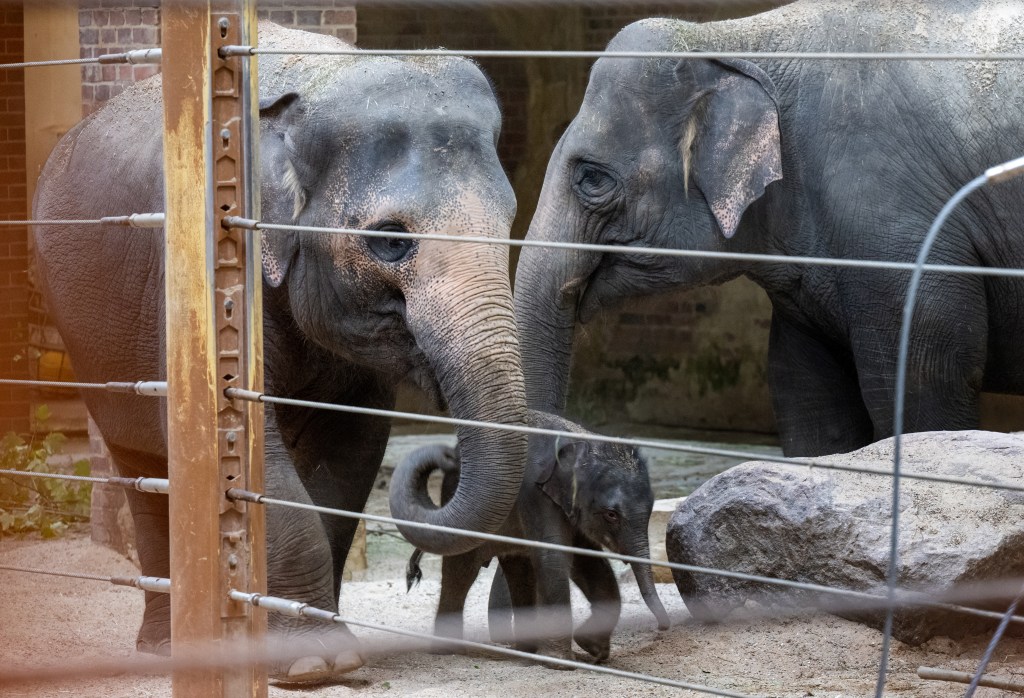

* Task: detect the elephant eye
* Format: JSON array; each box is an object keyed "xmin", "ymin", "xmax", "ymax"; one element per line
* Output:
[
  {"xmin": 601, "ymin": 509, "xmax": 620, "ymax": 525},
  {"xmin": 367, "ymin": 222, "xmax": 416, "ymax": 264},
  {"xmin": 574, "ymin": 162, "xmax": 618, "ymax": 201}
]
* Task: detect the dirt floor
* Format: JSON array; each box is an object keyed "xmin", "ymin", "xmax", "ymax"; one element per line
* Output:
[
  {"xmin": 1, "ymin": 433, "xmax": 1022, "ymax": 697},
  {"xmin": 2, "ymin": 523, "xmax": 1023, "ymax": 698}
]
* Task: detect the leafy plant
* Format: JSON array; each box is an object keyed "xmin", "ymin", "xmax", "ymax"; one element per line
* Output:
[{"xmin": 0, "ymin": 405, "xmax": 92, "ymax": 538}]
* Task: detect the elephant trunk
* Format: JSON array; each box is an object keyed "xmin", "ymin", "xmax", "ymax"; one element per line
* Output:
[
  {"xmin": 513, "ymin": 200, "xmax": 599, "ymax": 412},
  {"xmin": 625, "ymin": 531, "xmax": 671, "ymax": 631},
  {"xmin": 390, "ymin": 240, "xmax": 528, "ymax": 556}
]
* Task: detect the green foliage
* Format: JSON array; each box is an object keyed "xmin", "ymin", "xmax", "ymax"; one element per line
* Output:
[{"xmin": 0, "ymin": 406, "xmax": 92, "ymax": 538}]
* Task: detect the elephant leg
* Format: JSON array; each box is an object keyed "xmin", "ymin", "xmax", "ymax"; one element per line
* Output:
[
  {"xmin": 492, "ymin": 554, "xmax": 538, "ymax": 653},
  {"xmin": 278, "ymin": 385, "xmax": 393, "ymax": 601},
  {"xmin": 262, "ymin": 409, "xmax": 363, "ymax": 683},
  {"xmin": 487, "ymin": 562, "xmax": 513, "ymax": 644},
  {"xmin": 569, "ymin": 538, "xmax": 620, "ymax": 662},
  {"xmin": 768, "ymin": 312, "xmax": 874, "ymax": 456},
  {"xmin": 107, "ymin": 444, "xmax": 171, "ymax": 656},
  {"xmin": 851, "ymin": 281, "xmax": 986, "ymax": 440},
  {"xmin": 532, "ymin": 545, "xmax": 575, "ymax": 665},
  {"xmin": 433, "ymin": 552, "xmax": 481, "ymax": 652}
]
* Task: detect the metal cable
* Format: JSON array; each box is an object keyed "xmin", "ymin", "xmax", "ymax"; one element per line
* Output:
[
  {"xmin": 0, "ymin": 469, "xmax": 168, "ymax": 493},
  {"xmin": 876, "ymin": 164, "xmax": 1016, "ymax": 696},
  {"xmin": 0, "ymin": 379, "xmax": 167, "ymax": 396},
  {"xmin": 226, "ymin": 486, "xmax": 1024, "ymax": 627},
  {"xmin": 225, "ymin": 217, "xmax": 1024, "ymax": 280},
  {"xmin": 222, "ymin": 46, "xmax": 1024, "ymax": 62},
  {"xmin": 341, "ymin": 616, "xmax": 751, "ymax": 696},
  {"xmin": 0, "ymin": 468, "xmax": 105, "ymax": 485},
  {"xmin": 228, "ymin": 588, "xmax": 752, "ymax": 697},
  {"xmin": 0, "ymin": 49, "xmax": 161, "ymax": 71},
  {"xmin": 0, "ymin": 565, "xmax": 171, "ymax": 593},
  {"xmin": 0, "ymin": 564, "xmax": 112, "ymax": 584},
  {"xmin": 0, "ymin": 57, "xmax": 98, "ymax": 70},
  {"xmin": 0, "ymin": 214, "xmax": 165, "ymax": 227},
  {"xmin": 964, "ymin": 580, "xmax": 1024, "ymax": 697},
  {"xmin": 224, "ymin": 388, "xmax": 1024, "ymax": 494}
]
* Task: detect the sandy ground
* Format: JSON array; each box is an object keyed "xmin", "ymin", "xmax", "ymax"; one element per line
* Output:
[
  {"xmin": 2, "ymin": 434, "xmax": 1022, "ymax": 697},
  {"xmin": 2, "ymin": 524, "xmax": 1024, "ymax": 698}
]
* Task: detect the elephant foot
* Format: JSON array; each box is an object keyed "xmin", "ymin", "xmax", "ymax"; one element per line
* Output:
[
  {"xmin": 513, "ymin": 641, "xmax": 539, "ymax": 655},
  {"xmin": 135, "ymin": 616, "xmax": 171, "ymax": 657},
  {"xmin": 573, "ymin": 633, "xmax": 610, "ymax": 662},
  {"xmin": 536, "ymin": 641, "xmax": 576, "ymax": 670},
  {"xmin": 271, "ymin": 649, "xmax": 366, "ymax": 685},
  {"xmin": 136, "ymin": 636, "xmax": 171, "ymax": 657}
]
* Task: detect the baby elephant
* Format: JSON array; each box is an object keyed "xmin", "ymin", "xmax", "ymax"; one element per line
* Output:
[{"xmin": 402, "ymin": 411, "xmax": 670, "ymax": 663}]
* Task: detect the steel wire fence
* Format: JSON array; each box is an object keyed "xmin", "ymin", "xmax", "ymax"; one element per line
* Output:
[{"xmin": 4, "ymin": 8, "xmax": 1024, "ymax": 696}]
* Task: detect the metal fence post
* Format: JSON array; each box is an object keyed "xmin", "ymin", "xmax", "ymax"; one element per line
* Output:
[{"xmin": 161, "ymin": 2, "xmax": 266, "ymax": 696}]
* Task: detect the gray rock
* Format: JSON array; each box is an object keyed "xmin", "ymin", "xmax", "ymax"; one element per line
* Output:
[{"xmin": 666, "ymin": 430, "xmax": 1024, "ymax": 644}]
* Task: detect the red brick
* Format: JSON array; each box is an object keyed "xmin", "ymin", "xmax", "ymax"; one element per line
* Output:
[{"xmin": 132, "ymin": 26, "xmax": 157, "ymax": 46}]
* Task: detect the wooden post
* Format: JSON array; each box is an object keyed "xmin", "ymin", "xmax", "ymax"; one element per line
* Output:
[{"xmin": 162, "ymin": 2, "xmax": 266, "ymax": 696}]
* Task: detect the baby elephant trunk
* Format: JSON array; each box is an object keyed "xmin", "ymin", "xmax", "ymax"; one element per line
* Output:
[{"xmin": 626, "ymin": 533, "xmax": 671, "ymax": 631}]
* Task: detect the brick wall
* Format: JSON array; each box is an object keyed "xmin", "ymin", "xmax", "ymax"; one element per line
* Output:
[
  {"xmin": 0, "ymin": 5, "xmax": 28, "ymax": 435},
  {"xmin": 78, "ymin": 2, "xmax": 357, "ymax": 118},
  {"xmin": 258, "ymin": 1, "xmax": 356, "ymax": 44},
  {"xmin": 78, "ymin": 1, "xmax": 160, "ymax": 117}
]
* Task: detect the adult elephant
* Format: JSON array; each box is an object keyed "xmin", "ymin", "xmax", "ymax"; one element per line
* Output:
[
  {"xmin": 515, "ymin": 0, "xmax": 1024, "ymax": 458},
  {"xmin": 33, "ymin": 23, "xmax": 526, "ymax": 681}
]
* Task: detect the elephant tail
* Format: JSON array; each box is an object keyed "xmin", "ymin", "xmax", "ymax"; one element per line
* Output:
[
  {"xmin": 406, "ymin": 548, "xmax": 424, "ymax": 592},
  {"xmin": 396, "ymin": 443, "xmax": 461, "ymax": 592}
]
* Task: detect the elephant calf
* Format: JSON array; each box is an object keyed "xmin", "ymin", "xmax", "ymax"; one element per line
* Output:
[{"xmin": 400, "ymin": 412, "xmax": 670, "ymax": 663}]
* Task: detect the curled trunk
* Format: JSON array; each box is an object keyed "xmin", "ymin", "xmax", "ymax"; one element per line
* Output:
[{"xmin": 390, "ymin": 240, "xmax": 528, "ymax": 555}]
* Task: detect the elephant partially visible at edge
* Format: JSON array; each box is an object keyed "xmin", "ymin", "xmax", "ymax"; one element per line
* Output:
[
  {"xmin": 514, "ymin": 0, "xmax": 1024, "ymax": 458},
  {"xmin": 32, "ymin": 22, "xmax": 527, "ymax": 682},
  {"xmin": 396, "ymin": 411, "xmax": 670, "ymax": 664}
]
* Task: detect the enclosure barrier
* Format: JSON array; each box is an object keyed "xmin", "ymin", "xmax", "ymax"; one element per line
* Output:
[{"xmin": 2, "ymin": 3, "xmax": 1024, "ymax": 697}]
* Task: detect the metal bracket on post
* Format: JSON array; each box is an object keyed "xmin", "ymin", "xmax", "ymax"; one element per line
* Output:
[
  {"xmin": 211, "ymin": 7, "xmax": 266, "ymax": 696},
  {"xmin": 162, "ymin": 2, "xmax": 264, "ymax": 696}
]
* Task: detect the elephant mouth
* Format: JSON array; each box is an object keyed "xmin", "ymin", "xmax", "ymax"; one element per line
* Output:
[{"xmin": 407, "ymin": 363, "xmax": 447, "ymax": 412}]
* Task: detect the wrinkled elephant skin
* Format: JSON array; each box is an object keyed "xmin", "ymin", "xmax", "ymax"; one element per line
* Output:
[
  {"xmin": 32, "ymin": 22, "xmax": 527, "ymax": 682},
  {"xmin": 515, "ymin": 0, "xmax": 1024, "ymax": 457},
  {"xmin": 398, "ymin": 411, "xmax": 669, "ymax": 663}
]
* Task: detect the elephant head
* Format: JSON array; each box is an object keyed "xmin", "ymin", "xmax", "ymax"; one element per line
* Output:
[
  {"xmin": 538, "ymin": 434, "xmax": 670, "ymax": 630},
  {"xmin": 514, "ymin": 19, "xmax": 782, "ymax": 413},
  {"xmin": 258, "ymin": 50, "xmax": 527, "ymax": 555}
]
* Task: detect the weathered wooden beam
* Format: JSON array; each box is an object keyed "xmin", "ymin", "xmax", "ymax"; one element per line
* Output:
[{"xmin": 162, "ymin": 1, "xmax": 265, "ymax": 696}]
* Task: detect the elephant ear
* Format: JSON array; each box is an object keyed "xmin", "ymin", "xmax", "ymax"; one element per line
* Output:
[
  {"xmin": 537, "ymin": 438, "xmax": 588, "ymax": 522},
  {"xmin": 676, "ymin": 58, "xmax": 783, "ymax": 239},
  {"xmin": 259, "ymin": 92, "xmax": 303, "ymax": 288}
]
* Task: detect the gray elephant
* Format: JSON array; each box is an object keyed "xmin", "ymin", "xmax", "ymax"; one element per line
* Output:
[
  {"xmin": 397, "ymin": 411, "xmax": 670, "ymax": 663},
  {"xmin": 32, "ymin": 23, "xmax": 527, "ymax": 682},
  {"xmin": 514, "ymin": 0, "xmax": 1024, "ymax": 458}
]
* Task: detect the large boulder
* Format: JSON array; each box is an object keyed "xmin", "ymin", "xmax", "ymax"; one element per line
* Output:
[{"xmin": 666, "ymin": 430, "xmax": 1024, "ymax": 644}]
